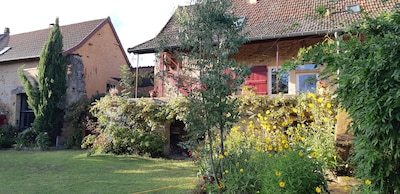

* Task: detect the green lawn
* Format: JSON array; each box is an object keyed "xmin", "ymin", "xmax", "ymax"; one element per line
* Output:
[{"xmin": 0, "ymin": 150, "xmax": 200, "ymax": 194}]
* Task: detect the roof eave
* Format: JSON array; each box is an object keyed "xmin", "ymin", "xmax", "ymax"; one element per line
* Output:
[
  {"xmin": 248, "ymin": 29, "xmax": 345, "ymax": 42},
  {"xmin": 128, "ymin": 29, "xmax": 345, "ymax": 54}
]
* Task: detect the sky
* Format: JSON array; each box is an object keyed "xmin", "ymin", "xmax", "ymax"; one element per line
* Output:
[{"xmin": 0, "ymin": 0, "xmax": 192, "ymax": 66}]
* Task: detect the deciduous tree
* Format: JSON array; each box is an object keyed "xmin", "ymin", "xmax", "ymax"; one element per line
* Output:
[{"xmin": 175, "ymin": 0, "xmax": 250, "ymax": 185}]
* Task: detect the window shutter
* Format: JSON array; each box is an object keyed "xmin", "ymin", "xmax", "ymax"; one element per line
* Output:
[{"xmin": 245, "ymin": 66, "xmax": 267, "ymax": 95}]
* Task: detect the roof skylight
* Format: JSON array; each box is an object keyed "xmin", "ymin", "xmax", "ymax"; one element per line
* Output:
[
  {"xmin": 0, "ymin": 47, "xmax": 11, "ymax": 55},
  {"xmin": 345, "ymin": 4, "xmax": 361, "ymax": 13}
]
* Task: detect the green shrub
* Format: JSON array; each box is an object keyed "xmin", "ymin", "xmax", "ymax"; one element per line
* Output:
[
  {"xmin": 257, "ymin": 149, "xmax": 327, "ymax": 194},
  {"xmin": 218, "ymin": 149, "xmax": 263, "ymax": 193},
  {"xmin": 0, "ymin": 124, "xmax": 18, "ymax": 148},
  {"xmin": 64, "ymin": 98, "xmax": 91, "ymax": 148},
  {"xmin": 35, "ymin": 132, "xmax": 50, "ymax": 150},
  {"xmin": 16, "ymin": 127, "xmax": 38, "ymax": 148}
]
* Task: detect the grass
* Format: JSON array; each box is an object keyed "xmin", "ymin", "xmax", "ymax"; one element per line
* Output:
[{"xmin": 0, "ymin": 150, "xmax": 200, "ymax": 194}]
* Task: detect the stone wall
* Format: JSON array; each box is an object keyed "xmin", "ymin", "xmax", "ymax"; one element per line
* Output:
[{"xmin": 66, "ymin": 54, "xmax": 87, "ymax": 105}]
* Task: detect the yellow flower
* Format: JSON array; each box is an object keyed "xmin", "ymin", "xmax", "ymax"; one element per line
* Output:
[
  {"xmin": 224, "ymin": 151, "xmax": 229, "ymax": 156},
  {"xmin": 311, "ymin": 152, "xmax": 318, "ymax": 158},
  {"xmin": 241, "ymin": 119, "xmax": 247, "ymax": 124},
  {"xmin": 298, "ymin": 151, "xmax": 303, "ymax": 157},
  {"xmin": 240, "ymin": 168, "xmax": 244, "ymax": 173},
  {"xmin": 308, "ymin": 103, "xmax": 315, "ymax": 108},
  {"xmin": 344, "ymin": 186, "xmax": 349, "ymax": 191},
  {"xmin": 275, "ymin": 171, "xmax": 281, "ymax": 176},
  {"xmin": 365, "ymin": 179, "xmax": 371, "ymax": 185},
  {"xmin": 268, "ymin": 145, "xmax": 273, "ymax": 150},
  {"xmin": 266, "ymin": 110, "xmax": 270, "ymax": 115},
  {"xmin": 317, "ymin": 98, "xmax": 323, "ymax": 103},
  {"xmin": 219, "ymin": 154, "xmax": 224, "ymax": 159},
  {"xmin": 256, "ymin": 146, "xmax": 261, "ymax": 152},
  {"xmin": 315, "ymin": 186, "xmax": 322, "ymax": 193},
  {"xmin": 292, "ymin": 108, "xmax": 298, "ymax": 113},
  {"xmin": 345, "ymin": 176, "xmax": 350, "ymax": 181},
  {"xmin": 279, "ymin": 181, "xmax": 285, "ymax": 188},
  {"xmin": 225, "ymin": 170, "xmax": 229, "ymax": 174},
  {"xmin": 273, "ymin": 125, "xmax": 277, "ymax": 129},
  {"xmin": 284, "ymin": 143, "xmax": 289, "ymax": 149},
  {"xmin": 307, "ymin": 93, "xmax": 316, "ymax": 99},
  {"xmin": 328, "ymin": 110, "xmax": 333, "ymax": 115},
  {"xmin": 281, "ymin": 121, "xmax": 288, "ymax": 127},
  {"xmin": 327, "ymin": 103, "xmax": 332, "ymax": 108}
]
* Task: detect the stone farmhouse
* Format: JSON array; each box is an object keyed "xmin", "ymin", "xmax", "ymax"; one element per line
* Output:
[
  {"xmin": 0, "ymin": 17, "xmax": 130, "ymax": 130},
  {"xmin": 127, "ymin": 0, "xmax": 397, "ymax": 155}
]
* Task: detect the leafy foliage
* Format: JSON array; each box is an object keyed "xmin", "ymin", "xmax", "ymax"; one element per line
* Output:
[
  {"xmin": 82, "ymin": 95, "xmax": 175, "ymax": 157},
  {"xmin": 18, "ymin": 17, "xmax": 66, "ymax": 144},
  {"xmin": 175, "ymin": 0, "xmax": 250, "ymax": 185},
  {"xmin": 0, "ymin": 124, "xmax": 18, "ymax": 148},
  {"xmin": 285, "ymin": 11, "xmax": 400, "ymax": 193},
  {"xmin": 63, "ymin": 97, "xmax": 91, "ymax": 148},
  {"xmin": 196, "ymin": 91, "xmax": 337, "ymax": 193}
]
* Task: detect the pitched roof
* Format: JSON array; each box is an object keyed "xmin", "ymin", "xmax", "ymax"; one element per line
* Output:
[
  {"xmin": 0, "ymin": 17, "xmax": 125, "ymax": 63},
  {"xmin": 128, "ymin": 0, "xmax": 397, "ymax": 54}
]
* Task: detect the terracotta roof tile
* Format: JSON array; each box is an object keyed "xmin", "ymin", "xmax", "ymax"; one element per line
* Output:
[
  {"xmin": 128, "ymin": 0, "xmax": 397, "ymax": 54},
  {"xmin": 0, "ymin": 18, "xmax": 108, "ymax": 63}
]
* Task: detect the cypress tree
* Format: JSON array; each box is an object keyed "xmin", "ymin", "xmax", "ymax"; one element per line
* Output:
[{"xmin": 19, "ymin": 17, "xmax": 66, "ymax": 144}]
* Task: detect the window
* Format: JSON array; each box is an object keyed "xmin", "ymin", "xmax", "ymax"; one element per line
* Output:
[
  {"xmin": 268, "ymin": 67, "xmax": 289, "ymax": 94},
  {"xmin": 19, "ymin": 94, "xmax": 34, "ymax": 130},
  {"xmin": 295, "ymin": 64, "xmax": 318, "ymax": 94}
]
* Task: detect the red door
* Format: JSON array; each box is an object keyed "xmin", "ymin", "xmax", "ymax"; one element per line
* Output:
[{"xmin": 245, "ymin": 66, "xmax": 267, "ymax": 95}]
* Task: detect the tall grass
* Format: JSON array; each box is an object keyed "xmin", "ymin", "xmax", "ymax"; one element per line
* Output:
[{"xmin": 0, "ymin": 150, "xmax": 199, "ymax": 194}]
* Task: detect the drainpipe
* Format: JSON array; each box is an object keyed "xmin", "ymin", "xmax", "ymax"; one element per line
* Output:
[
  {"xmin": 159, "ymin": 53, "xmax": 165, "ymax": 97},
  {"xmin": 275, "ymin": 41, "xmax": 279, "ymax": 93},
  {"xmin": 135, "ymin": 54, "xmax": 139, "ymax": 98}
]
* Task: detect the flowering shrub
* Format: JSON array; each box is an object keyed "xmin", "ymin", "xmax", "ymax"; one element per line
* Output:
[
  {"xmin": 340, "ymin": 176, "xmax": 376, "ymax": 194},
  {"xmin": 194, "ymin": 91, "xmax": 338, "ymax": 193},
  {"xmin": 257, "ymin": 149, "xmax": 327, "ymax": 194}
]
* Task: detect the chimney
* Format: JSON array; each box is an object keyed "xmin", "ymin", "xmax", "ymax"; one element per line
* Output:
[{"xmin": 4, "ymin": 27, "xmax": 9, "ymax": 34}]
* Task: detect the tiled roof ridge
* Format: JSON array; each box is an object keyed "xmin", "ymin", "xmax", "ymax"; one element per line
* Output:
[
  {"xmin": 0, "ymin": 17, "xmax": 109, "ymax": 63},
  {"xmin": 9, "ymin": 17, "xmax": 107, "ymax": 37}
]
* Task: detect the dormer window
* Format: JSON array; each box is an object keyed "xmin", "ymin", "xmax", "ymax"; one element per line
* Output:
[{"xmin": 345, "ymin": 4, "xmax": 361, "ymax": 13}]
